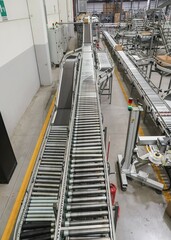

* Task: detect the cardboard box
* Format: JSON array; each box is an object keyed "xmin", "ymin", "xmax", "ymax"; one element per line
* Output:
[
  {"xmin": 114, "ymin": 13, "xmax": 120, "ymax": 23},
  {"xmin": 115, "ymin": 44, "xmax": 123, "ymax": 51},
  {"xmin": 84, "ymin": 17, "xmax": 89, "ymax": 24},
  {"xmin": 165, "ymin": 201, "xmax": 171, "ymax": 217},
  {"xmin": 125, "ymin": 11, "xmax": 129, "ymax": 20},
  {"xmin": 103, "ymin": 3, "xmax": 121, "ymax": 14},
  {"xmin": 139, "ymin": 31, "xmax": 152, "ymax": 36},
  {"xmin": 156, "ymin": 55, "xmax": 171, "ymax": 65}
]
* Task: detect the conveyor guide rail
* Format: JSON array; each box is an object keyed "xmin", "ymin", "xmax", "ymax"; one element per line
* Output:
[{"xmin": 103, "ymin": 31, "xmax": 171, "ymax": 135}]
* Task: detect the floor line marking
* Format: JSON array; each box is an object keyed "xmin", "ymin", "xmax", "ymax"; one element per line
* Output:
[{"xmin": 2, "ymin": 94, "xmax": 56, "ymax": 240}]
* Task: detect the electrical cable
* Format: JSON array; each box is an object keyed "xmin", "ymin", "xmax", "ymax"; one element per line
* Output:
[{"xmin": 146, "ymin": 145, "xmax": 171, "ymax": 191}]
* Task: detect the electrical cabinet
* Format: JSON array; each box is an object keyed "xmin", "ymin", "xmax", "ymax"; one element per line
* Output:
[
  {"xmin": 48, "ymin": 27, "xmax": 63, "ymax": 65},
  {"xmin": 61, "ymin": 25, "xmax": 68, "ymax": 53}
]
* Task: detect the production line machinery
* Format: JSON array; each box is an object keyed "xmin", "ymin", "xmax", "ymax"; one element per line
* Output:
[
  {"xmin": 103, "ymin": 31, "xmax": 171, "ymax": 136},
  {"xmin": 103, "ymin": 31, "xmax": 171, "ymax": 192},
  {"xmin": 13, "ymin": 23, "xmax": 116, "ymax": 240}
]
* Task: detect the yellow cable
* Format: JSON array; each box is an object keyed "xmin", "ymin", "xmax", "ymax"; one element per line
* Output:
[{"xmin": 2, "ymin": 94, "xmax": 56, "ymax": 240}]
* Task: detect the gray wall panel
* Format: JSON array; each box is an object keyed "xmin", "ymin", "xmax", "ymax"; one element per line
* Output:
[
  {"xmin": 0, "ymin": 46, "xmax": 40, "ymax": 137},
  {"xmin": 35, "ymin": 43, "xmax": 52, "ymax": 86}
]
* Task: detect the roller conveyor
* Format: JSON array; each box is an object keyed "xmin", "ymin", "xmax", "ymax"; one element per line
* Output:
[
  {"xmin": 13, "ymin": 24, "xmax": 116, "ymax": 240},
  {"xmin": 13, "ymin": 126, "xmax": 68, "ymax": 239},
  {"xmin": 97, "ymin": 52, "xmax": 112, "ymax": 71},
  {"xmin": 103, "ymin": 31, "xmax": 171, "ymax": 135},
  {"xmin": 54, "ymin": 25, "xmax": 116, "ymax": 240}
]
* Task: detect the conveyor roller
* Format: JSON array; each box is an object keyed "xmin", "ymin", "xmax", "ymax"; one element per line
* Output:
[
  {"xmin": 13, "ymin": 126, "xmax": 68, "ymax": 239},
  {"xmin": 54, "ymin": 25, "xmax": 115, "ymax": 240}
]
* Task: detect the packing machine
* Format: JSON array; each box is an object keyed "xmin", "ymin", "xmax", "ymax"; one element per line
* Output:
[{"xmin": 13, "ymin": 22, "xmax": 116, "ymax": 240}]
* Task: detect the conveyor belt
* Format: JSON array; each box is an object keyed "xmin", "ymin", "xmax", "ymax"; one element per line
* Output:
[
  {"xmin": 83, "ymin": 24, "xmax": 91, "ymax": 43},
  {"xmin": 54, "ymin": 57, "xmax": 77, "ymax": 126},
  {"xmin": 54, "ymin": 27, "xmax": 115, "ymax": 239},
  {"xmin": 97, "ymin": 52, "xmax": 112, "ymax": 71},
  {"xmin": 103, "ymin": 31, "xmax": 171, "ymax": 135}
]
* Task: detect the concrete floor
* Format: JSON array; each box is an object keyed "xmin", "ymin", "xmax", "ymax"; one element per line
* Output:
[{"xmin": 0, "ymin": 36, "xmax": 171, "ymax": 239}]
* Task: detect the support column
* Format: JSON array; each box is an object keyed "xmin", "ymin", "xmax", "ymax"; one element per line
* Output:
[
  {"xmin": 146, "ymin": 0, "xmax": 151, "ymax": 10},
  {"xmin": 120, "ymin": 0, "xmax": 123, "ymax": 22},
  {"xmin": 67, "ymin": 0, "xmax": 75, "ymax": 37},
  {"xmin": 155, "ymin": 0, "xmax": 159, "ymax": 8},
  {"xmin": 58, "ymin": 0, "xmax": 68, "ymax": 22},
  {"xmin": 27, "ymin": 0, "xmax": 52, "ymax": 86}
]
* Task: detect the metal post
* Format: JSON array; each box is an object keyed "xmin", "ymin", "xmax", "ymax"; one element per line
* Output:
[
  {"xmin": 130, "ymin": 0, "xmax": 133, "ymax": 10},
  {"xmin": 118, "ymin": 106, "xmax": 143, "ymax": 191},
  {"xmin": 122, "ymin": 107, "xmax": 142, "ymax": 170},
  {"xmin": 149, "ymin": 29, "xmax": 155, "ymax": 57},
  {"xmin": 158, "ymin": 71, "xmax": 163, "ymax": 93},
  {"xmin": 148, "ymin": 61, "xmax": 153, "ymax": 80},
  {"xmin": 146, "ymin": 0, "xmax": 151, "ymax": 10},
  {"xmin": 155, "ymin": 0, "xmax": 159, "ymax": 8},
  {"xmin": 168, "ymin": 76, "xmax": 171, "ymax": 90},
  {"xmin": 120, "ymin": 0, "xmax": 123, "ymax": 22}
]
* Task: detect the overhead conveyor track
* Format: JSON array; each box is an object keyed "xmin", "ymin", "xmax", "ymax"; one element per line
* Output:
[{"xmin": 103, "ymin": 31, "xmax": 171, "ymax": 136}]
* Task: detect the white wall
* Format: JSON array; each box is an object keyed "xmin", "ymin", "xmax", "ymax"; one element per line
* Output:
[
  {"xmin": 27, "ymin": 0, "xmax": 52, "ymax": 86},
  {"xmin": 45, "ymin": 0, "xmax": 74, "ymax": 36},
  {"xmin": 58, "ymin": 0, "xmax": 68, "ymax": 22},
  {"xmin": 0, "ymin": 0, "xmax": 40, "ymax": 136},
  {"xmin": 0, "ymin": 20, "xmax": 34, "ymax": 67},
  {"xmin": 45, "ymin": 0, "xmax": 60, "ymax": 28},
  {"xmin": 28, "ymin": 0, "xmax": 49, "ymax": 45},
  {"xmin": 0, "ymin": 0, "xmax": 32, "ymax": 66},
  {"xmin": 67, "ymin": 0, "xmax": 74, "ymax": 22},
  {"xmin": 45, "ymin": 0, "xmax": 74, "ymax": 26}
]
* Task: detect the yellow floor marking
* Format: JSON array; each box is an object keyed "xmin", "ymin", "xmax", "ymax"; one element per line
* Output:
[
  {"xmin": 114, "ymin": 66, "xmax": 171, "ymax": 202},
  {"xmin": 2, "ymin": 95, "xmax": 56, "ymax": 240}
]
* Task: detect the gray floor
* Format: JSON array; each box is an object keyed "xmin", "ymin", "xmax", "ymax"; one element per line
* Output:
[
  {"xmin": 0, "ymin": 37, "xmax": 171, "ymax": 239},
  {"xmin": 101, "ymin": 73, "xmax": 171, "ymax": 240}
]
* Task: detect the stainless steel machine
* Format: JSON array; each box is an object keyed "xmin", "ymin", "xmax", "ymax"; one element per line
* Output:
[{"xmin": 48, "ymin": 27, "xmax": 64, "ymax": 65}]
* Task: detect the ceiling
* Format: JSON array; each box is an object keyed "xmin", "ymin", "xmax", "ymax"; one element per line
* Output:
[{"xmin": 87, "ymin": 0, "xmax": 151, "ymax": 2}]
